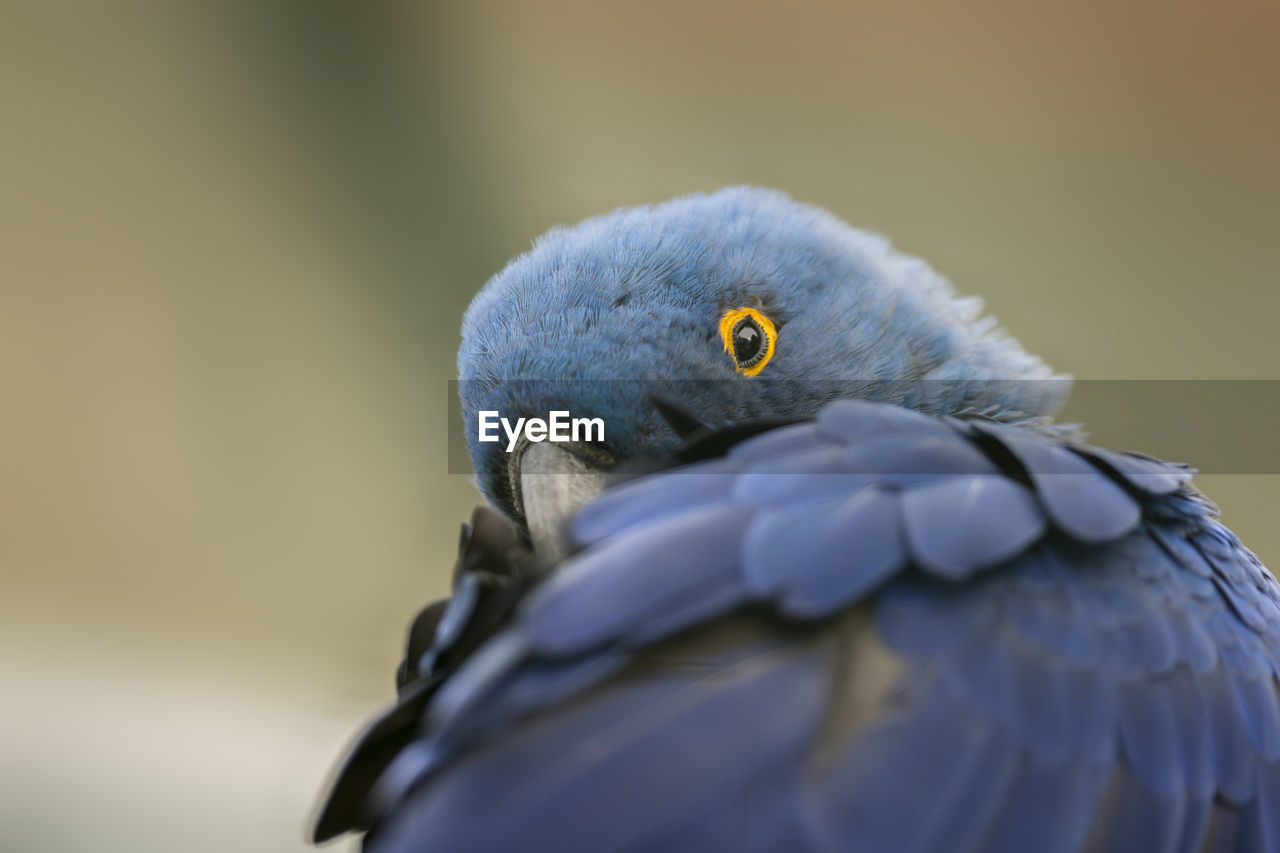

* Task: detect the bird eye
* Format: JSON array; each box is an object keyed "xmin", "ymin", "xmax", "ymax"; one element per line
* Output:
[{"xmin": 718, "ymin": 307, "xmax": 776, "ymax": 375}]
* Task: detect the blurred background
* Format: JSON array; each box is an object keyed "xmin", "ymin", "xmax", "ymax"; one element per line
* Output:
[{"xmin": 2, "ymin": 1, "xmax": 1277, "ymax": 850}]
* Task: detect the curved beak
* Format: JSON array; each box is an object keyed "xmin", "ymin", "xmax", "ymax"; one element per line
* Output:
[{"xmin": 515, "ymin": 442, "xmax": 611, "ymax": 563}]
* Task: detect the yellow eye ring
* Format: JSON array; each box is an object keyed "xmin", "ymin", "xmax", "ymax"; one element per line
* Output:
[{"xmin": 718, "ymin": 307, "xmax": 777, "ymax": 376}]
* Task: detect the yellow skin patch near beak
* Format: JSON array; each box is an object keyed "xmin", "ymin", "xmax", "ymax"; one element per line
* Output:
[{"xmin": 718, "ymin": 306, "xmax": 777, "ymax": 376}]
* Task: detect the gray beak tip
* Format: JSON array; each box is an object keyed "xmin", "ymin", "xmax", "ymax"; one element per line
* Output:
[{"xmin": 518, "ymin": 442, "xmax": 611, "ymax": 563}]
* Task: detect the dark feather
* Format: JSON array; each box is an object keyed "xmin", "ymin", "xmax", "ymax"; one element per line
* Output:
[{"xmin": 971, "ymin": 420, "xmax": 1141, "ymax": 543}]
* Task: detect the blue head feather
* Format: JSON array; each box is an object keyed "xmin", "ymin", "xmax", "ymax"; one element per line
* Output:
[{"xmin": 459, "ymin": 187, "xmax": 1068, "ymax": 517}]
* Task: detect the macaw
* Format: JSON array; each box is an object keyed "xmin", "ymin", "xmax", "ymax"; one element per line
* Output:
[{"xmin": 314, "ymin": 187, "xmax": 1280, "ymax": 852}]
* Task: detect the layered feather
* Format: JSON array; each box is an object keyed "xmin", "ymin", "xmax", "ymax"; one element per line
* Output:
[{"xmin": 318, "ymin": 400, "xmax": 1280, "ymax": 853}]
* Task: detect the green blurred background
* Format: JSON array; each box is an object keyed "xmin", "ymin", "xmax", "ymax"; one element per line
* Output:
[{"xmin": 2, "ymin": 2, "xmax": 1277, "ymax": 851}]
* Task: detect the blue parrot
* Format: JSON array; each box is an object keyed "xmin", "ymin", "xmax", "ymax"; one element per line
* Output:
[{"xmin": 315, "ymin": 187, "xmax": 1280, "ymax": 851}]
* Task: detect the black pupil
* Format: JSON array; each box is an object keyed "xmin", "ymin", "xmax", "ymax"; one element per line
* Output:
[{"xmin": 733, "ymin": 318, "xmax": 764, "ymax": 366}]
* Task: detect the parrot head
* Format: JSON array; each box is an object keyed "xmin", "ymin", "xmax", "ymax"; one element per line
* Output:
[{"xmin": 457, "ymin": 187, "xmax": 1067, "ymax": 553}]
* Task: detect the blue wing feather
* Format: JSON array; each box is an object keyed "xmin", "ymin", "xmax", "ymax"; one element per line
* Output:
[
  {"xmin": 331, "ymin": 400, "xmax": 1280, "ymax": 852},
  {"xmin": 571, "ymin": 457, "xmax": 743, "ymax": 542},
  {"xmin": 524, "ymin": 503, "xmax": 751, "ymax": 656},
  {"xmin": 980, "ymin": 754, "xmax": 1108, "ymax": 853},
  {"xmin": 742, "ymin": 484, "xmax": 905, "ymax": 616},
  {"xmin": 800, "ymin": 670, "xmax": 1020, "ymax": 853},
  {"xmin": 369, "ymin": 616, "xmax": 834, "ymax": 853},
  {"xmin": 899, "ymin": 475, "xmax": 1047, "ymax": 579},
  {"xmin": 971, "ymin": 419, "xmax": 1142, "ymax": 542}
]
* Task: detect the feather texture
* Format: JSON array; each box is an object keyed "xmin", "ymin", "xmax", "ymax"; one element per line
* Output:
[{"xmin": 318, "ymin": 400, "xmax": 1280, "ymax": 853}]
